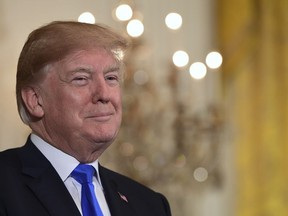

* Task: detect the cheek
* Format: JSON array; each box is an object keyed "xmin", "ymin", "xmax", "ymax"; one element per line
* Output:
[
  {"xmin": 115, "ymin": 94, "xmax": 122, "ymax": 114},
  {"xmin": 50, "ymin": 90, "xmax": 89, "ymax": 117}
]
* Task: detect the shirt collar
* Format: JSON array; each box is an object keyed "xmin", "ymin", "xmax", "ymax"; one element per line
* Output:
[{"xmin": 30, "ymin": 133, "xmax": 101, "ymax": 184}]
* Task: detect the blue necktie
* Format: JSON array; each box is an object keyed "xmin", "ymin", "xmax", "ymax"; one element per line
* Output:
[{"xmin": 71, "ymin": 164, "xmax": 104, "ymax": 216}]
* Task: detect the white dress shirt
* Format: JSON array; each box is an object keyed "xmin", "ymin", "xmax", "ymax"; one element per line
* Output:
[{"xmin": 31, "ymin": 134, "xmax": 111, "ymax": 216}]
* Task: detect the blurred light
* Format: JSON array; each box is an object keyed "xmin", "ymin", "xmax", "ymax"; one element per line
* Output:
[
  {"xmin": 78, "ymin": 12, "xmax": 96, "ymax": 24},
  {"xmin": 206, "ymin": 51, "xmax": 223, "ymax": 69},
  {"xmin": 134, "ymin": 70, "xmax": 149, "ymax": 85},
  {"xmin": 172, "ymin": 50, "xmax": 189, "ymax": 67},
  {"xmin": 165, "ymin": 12, "xmax": 182, "ymax": 30},
  {"xmin": 174, "ymin": 154, "xmax": 186, "ymax": 168},
  {"xmin": 127, "ymin": 19, "xmax": 144, "ymax": 37},
  {"xmin": 189, "ymin": 62, "xmax": 207, "ymax": 79},
  {"xmin": 193, "ymin": 167, "xmax": 208, "ymax": 182},
  {"xmin": 133, "ymin": 156, "xmax": 149, "ymax": 171},
  {"xmin": 119, "ymin": 142, "xmax": 134, "ymax": 157},
  {"xmin": 115, "ymin": 4, "xmax": 133, "ymax": 21}
]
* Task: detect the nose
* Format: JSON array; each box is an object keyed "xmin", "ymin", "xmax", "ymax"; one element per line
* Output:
[{"xmin": 91, "ymin": 77, "xmax": 110, "ymax": 104}]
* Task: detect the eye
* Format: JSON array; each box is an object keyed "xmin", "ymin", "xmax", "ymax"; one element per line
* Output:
[
  {"xmin": 106, "ymin": 75, "xmax": 118, "ymax": 81},
  {"xmin": 74, "ymin": 77, "xmax": 86, "ymax": 80},
  {"xmin": 105, "ymin": 73, "xmax": 120, "ymax": 85},
  {"xmin": 72, "ymin": 76, "xmax": 89, "ymax": 86}
]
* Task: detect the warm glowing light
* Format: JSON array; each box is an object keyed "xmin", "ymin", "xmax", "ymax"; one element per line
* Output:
[
  {"xmin": 119, "ymin": 142, "xmax": 134, "ymax": 157},
  {"xmin": 206, "ymin": 51, "xmax": 223, "ymax": 69},
  {"xmin": 127, "ymin": 19, "xmax": 144, "ymax": 37},
  {"xmin": 189, "ymin": 62, "xmax": 207, "ymax": 79},
  {"xmin": 172, "ymin": 50, "xmax": 189, "ymax": 67},
  {"xmin": 134, "ymin": 70, "xmax": 149, "ymax": 85},
  {"xmin": 193, "ymin": 167, "xmax": 208, "ymax": 182},
  {"xmin": 174, "ymin": 154, "xmax": 186, "ymax": 168},
  {"xmin": 165, "ymin": 12, "xmax": 182, "ymax": 30},
  {"xmin": 115, "ymin": 4, "xmax": 133, "ymax": 21},
  {"xmin": 133, "ymin": 156, "xmax": 149, "ymax": 171},
  {"xmin": 78, "ymin": 12, "xmax": 95, "ymax": 24}
]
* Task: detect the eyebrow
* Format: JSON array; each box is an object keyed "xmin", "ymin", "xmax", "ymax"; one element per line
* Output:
[
  {"xmin": 66, "ymin": 63, "xmax": 121, "ymax": 76},
  {"xmin": 104, "ymin": 64, "xmax": 120, "ymax": 74}
]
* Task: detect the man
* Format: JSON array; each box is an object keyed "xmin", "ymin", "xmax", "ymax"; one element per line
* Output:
[{"xmin": 0, "ymin": 21, "xmax": 171, "ymax": 216}]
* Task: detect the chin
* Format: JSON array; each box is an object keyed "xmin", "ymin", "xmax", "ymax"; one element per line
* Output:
[
  {"xmin": 82, "ymin": 124, "xmax": 119, "ymax": 142},
  {"xmin": 90, "ymin": 132, "xmax": 118, "ymax": 144}
]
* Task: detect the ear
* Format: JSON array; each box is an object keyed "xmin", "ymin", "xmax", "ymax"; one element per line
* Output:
[{"xmin": 21, "ymin": 86, "xmax": 44, "ymax": 119}]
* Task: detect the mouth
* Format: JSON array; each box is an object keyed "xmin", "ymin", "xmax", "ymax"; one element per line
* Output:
[{"xmin": 86, "ymin": 112, "xmax": 114, "ymax": 122}]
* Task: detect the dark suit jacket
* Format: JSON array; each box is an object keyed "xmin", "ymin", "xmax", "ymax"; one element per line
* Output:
[{"xmin": 0, "ymin": 137, "xmax": 171, "ymax": 216}]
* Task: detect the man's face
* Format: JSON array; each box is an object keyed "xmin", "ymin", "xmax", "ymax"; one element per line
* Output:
[{"xmin": 37, "ymin": 48, "xmax": 122, "ymax": 161}]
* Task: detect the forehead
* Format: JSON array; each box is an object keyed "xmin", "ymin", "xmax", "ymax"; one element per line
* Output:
[
  {"xmin": 43, "ymin": 48, "xmax": 122, "ymax": 82},
  {"xmin": 60, "ymin": 48, "xmax": 118, "ymax": 67}
]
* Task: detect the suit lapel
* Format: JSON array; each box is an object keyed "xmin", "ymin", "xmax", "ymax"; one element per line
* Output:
[
  {"xmin": 19, "ymin": 139, "xmax": 81, "ymax": 216},
  {"xmin": 99, "ymin": 165, "xmax": 136, "ymax": 216}
]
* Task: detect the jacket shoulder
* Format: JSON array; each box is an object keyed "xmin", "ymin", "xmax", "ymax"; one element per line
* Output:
[
  {"xmin": 0, "ymin": 146, "xmax": 23, "ymax": 167},
  {"xmin": 99, "ymin": 165, "xmax": 172, "ymax": 216},
  {"xmin": 100, "ymin": 165, "xmax": 154, "ymax": 192}
]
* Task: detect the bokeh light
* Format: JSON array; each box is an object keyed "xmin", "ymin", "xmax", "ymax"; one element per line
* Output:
[
  {"xmin": 119, "ymin": 142, "xmax": 134, "ymax": 157},
  {"xmin": 127, "ymin": 19, "xmax": 144, "ymax": 37},
  {"xmin": 206, "ymin": 51, "xmax": 223, "ymax": 69},
  {"xmin": 165, "ymin": 12, "xmax": 182, "ymax": 30},
  {"xmin": 115, "ymin": 4, "xmax": 133, "ymax": 21},
  {"xmin": 134, "ymin": 70, "xmax": 149, "ymax": 85},
  {"xmin": 193, "ymin": 167, "xmax": 209, "ymax": 182},
  {"xmin": 189, "ymin": 62, "xmax": 207, "ymax": 79},
  {"xmin": 78, "ymin": 12, "xmax": 95, "ymax": 24},
  {"xmin": 133, "ymin": 156, "xmax": 149, "ymax": 171},
  {"xmin": 174, "ymin": 154, "xmax": 187, "ymax": 168},
  {"xmin": 172, "ymin": 50, "xmax": 189, "ymax": 67}
]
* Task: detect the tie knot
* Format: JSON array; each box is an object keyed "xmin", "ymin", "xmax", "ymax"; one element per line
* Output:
[{"xmin": 71, "ymin": 164, "xmax": 95, "ymax": 184}]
